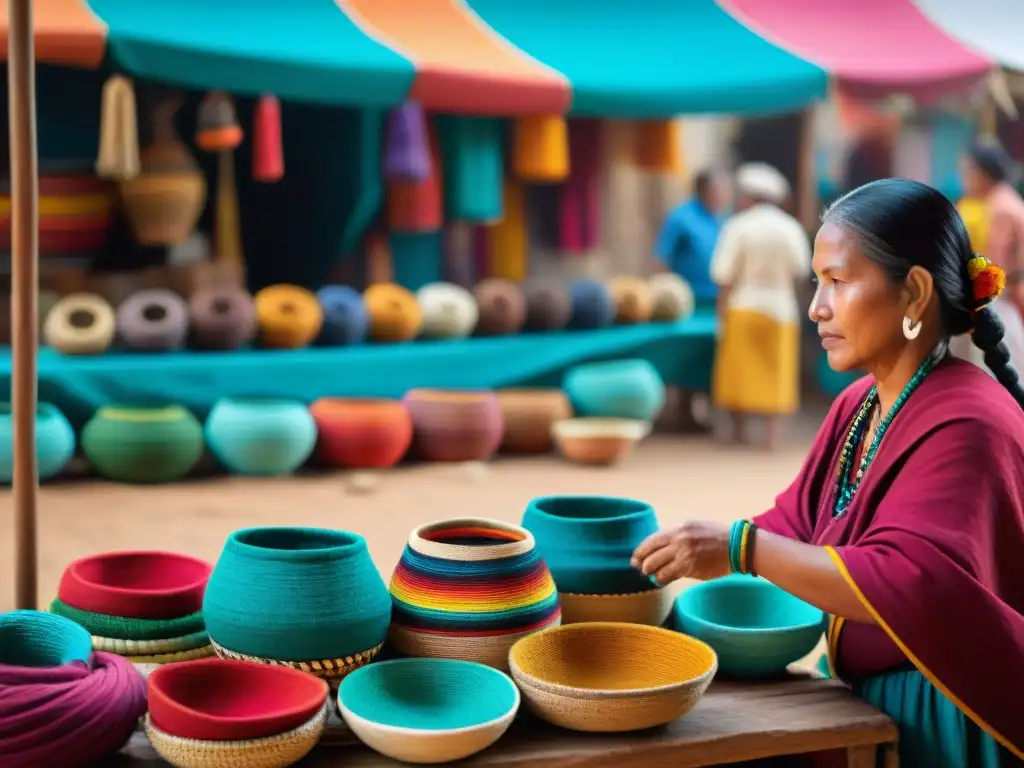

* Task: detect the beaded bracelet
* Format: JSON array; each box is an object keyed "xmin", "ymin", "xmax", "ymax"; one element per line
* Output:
[{"xmin": 728, "ymin": 519, "xmax": 758, "ymax": 576}]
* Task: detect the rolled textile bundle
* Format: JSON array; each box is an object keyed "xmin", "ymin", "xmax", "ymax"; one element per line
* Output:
[
  {"xmin": 384, "ymin": 101, "xmax": 431, "ymax": 182},
  {"xmin": 558, "ymin": 119, "xmax": 603, "ymax": 253},
  {"xmin": 387, "ymin": 121, "xmax": 443, "ymax": 234},
  {"xmin": 438, "ymin": 115, "xmax": 504, "ymax": 223},
  {"xmin": 513, "ymin": 115, "xmax": 569, "ymax": 183},
  {"xmin": 486, "ymin": 178, "xmax": 528, "ymax": 282},
  {"xmin": 631, "ymin": 120, "xmax": 683, "ymax": 174}
]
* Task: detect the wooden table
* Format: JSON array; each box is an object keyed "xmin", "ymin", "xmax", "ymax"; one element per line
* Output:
[{"xmin": 117, "ymin": 676, "xmax": 898, "ymax": 767}]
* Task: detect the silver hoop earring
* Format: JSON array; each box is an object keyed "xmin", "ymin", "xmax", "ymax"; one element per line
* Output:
[{"xmin": 902, "ymin": 316, "xmax": 922, "ymax": 340}]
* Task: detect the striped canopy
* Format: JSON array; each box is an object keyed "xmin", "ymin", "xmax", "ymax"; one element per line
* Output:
[{"xmin": 0, "ymin": 0, "xmax": 995, "ymax": 116}]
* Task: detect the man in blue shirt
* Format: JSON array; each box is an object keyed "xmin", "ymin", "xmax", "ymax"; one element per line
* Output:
[{"xmin": 652, "ymin": 168, "xmax": 731, "ymax": 431}]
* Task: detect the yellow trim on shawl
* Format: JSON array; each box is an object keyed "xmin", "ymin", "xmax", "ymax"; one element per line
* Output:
[
  {"xmin": 825, "ymin": 613, "xmax": 845, "ymax": 680},
  {"xmin": 824, "ymin": 545, "xmax": 1023, "ymax": 760}
]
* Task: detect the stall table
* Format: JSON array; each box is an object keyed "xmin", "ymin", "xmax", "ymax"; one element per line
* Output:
[{"xmin": 118, "ymin": 676, "xmax": 898, "ymax": 767}]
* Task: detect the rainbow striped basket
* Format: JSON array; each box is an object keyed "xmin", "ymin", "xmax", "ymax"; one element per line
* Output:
[{"xmin": 388, "ymin": 518, "xmax": 561, "ymax": 670}]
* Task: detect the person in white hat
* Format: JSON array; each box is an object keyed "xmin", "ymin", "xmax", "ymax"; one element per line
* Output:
[{"xmin": 710, "ymin": 163, "xmax": 810, "ymax": 449}]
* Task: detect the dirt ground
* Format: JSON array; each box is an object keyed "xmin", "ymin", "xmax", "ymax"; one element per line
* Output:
[{"xmin": 0, "ymin": 416, "xmax": 822, "ymax": 613}]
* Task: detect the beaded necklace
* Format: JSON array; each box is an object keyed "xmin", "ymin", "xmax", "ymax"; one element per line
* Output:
[{"xmin": 833, "ymin": 346, "xmax": 945, "ymax": 517}]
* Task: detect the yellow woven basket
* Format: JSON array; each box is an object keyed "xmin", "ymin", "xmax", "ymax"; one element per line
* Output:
[
  {"xmin": 559, "ymin": 589, "xmax": 673, "ymax": 626},
  {"xmin": 508, "ymin": 622, "xmax": 717, "ymax": 732},
  {"xmin": 144, "ymin": 701, "xmax": 329, "ymax": 768},
  {"xmin": 211, "ymin": 639, "xmax": 383, "ymax": 687}
]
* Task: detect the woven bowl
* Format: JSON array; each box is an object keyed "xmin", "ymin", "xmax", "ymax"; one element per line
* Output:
[
  {"xmin": 509, "ymin": 622, "xmax": 716, "ymax": 732},
  {"xmin": 144, "ymin": 701, "xmax": 329, "ymax": 768},
  {"xmin": 552, "ymin": 418, "xmax": 649, "ymax": 465},
  {"xmin": 674, "ymin": 575, "xmax": 826, "ymax": 678},
  {"xmin": 58, "ymin": 550, "xmax": 213, "ymax": 620},
  {"xmin": 148, "ymin": 657, "xmax": 329, "ymax": 741},
  {"xmin": 339, "ymin": 659, "xmax": 519, "ymax": 763},
  {"xmin": 0, "ymin": 609, "xmax": 92, "ymax": 667}
]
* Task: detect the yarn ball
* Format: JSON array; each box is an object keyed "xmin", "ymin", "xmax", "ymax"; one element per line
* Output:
[
  {"xmin": 649, "ymin": 273, "xmax": 696, "ymax": 322},
  {"xmin": 43, "ymin": 293, "xmax": 116, "ymax": 355},
  {"xmin": 189, "ymin": 286, "xmax": 257, "ymax": 351},
  {"xmin": 365, "ymin": 283, "xmax": 423, "ymax": 343},
  {"xmin": 254, "ymin": 284, "xmax": 324, "ymax": 349},
  {"xmin": 523, "ymin": 283, "xmax": 572, "ymax": 332},
  {"xmin": 417, "ymin": 282, "xmax": 478, "ymax": 340},
  {"xmin": 608, "ymin": 276, "xmax": 654, "ymax": 325},
  {"xmin": 568, "ymin": 279, "xmax": 614, "ymax": 330},
  {"xmin": 116, "ymin": 289, "xmax": 190, "ymax": 352},
  {"xmin": 316, "ymin": 285, "xmax": 368, "ymax": 346},
  {"xmin": 473, "ymin": 279, "xmax": 526, "ymax": 336}
]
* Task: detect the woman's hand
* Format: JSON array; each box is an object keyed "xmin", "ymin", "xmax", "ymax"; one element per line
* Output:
[{"xmin": 630, "ymin": 521, "xmax": 732, "ymax": 585}]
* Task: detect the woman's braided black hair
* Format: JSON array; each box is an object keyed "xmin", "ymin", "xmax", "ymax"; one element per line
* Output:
[{"xmin": 823, "ymin": 178, "xmax": 1024, "ymax": 409}]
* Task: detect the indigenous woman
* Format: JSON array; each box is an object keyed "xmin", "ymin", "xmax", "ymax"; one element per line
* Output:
[
  {"xmin": 710, "ymin": 163, "xmax": 811, "ymax": 450},
  {"xmin": 634, "ymin": 179, "xmax": 1024, "ymax": 766}
]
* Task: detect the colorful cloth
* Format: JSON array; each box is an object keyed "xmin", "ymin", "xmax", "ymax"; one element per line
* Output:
[{"xmin": 712, "ymin": 309, "xmax": 799, "ymax": 415}]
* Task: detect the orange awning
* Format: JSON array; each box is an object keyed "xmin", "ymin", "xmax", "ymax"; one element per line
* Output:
[
  {"xmin": 339, "ymin": 0, "xmax": 570, "ymax": 116},
  {"xmin": 0, "ymin": 0, "xmax": 107, "ymax": 69}
]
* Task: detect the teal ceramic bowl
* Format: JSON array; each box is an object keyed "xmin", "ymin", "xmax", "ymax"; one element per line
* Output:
[
  {"xmin": 0, "ymin": 402, "xmax": 76, "ymax": 483},
  {"xmin": 563, "ymin": 358, "xmax": 665, "ymax": 421},
  {"xmin": 205, "ymin": 397, "xmax": 317, "ymax": 477},
  {"xmin": 0, "ymin": 609, "xmax": 92, "ymax": 667},
  {"xmin": 521, "ymin": 495, "xmax": 658, "ymax": 595},
  {"xmin": 674, "ymin": 575, "xmax": 826, "ymax": 678},
  {"xmin": 338, "ymin": 658, "xmax": 519, "ymax": 763}
]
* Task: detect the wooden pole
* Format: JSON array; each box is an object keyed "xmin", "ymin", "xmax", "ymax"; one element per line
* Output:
[
  {"xmin": 8, "ymin": 0, "xmax": 40, "ymax": 609},
  {"xmin": 796, "ymin": 106, "xmax": 820, "ymax": 233}
]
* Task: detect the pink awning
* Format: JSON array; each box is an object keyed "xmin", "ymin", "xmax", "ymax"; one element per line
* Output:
[{"xmin": 720, "ymin": 0, "xmax": 992, "ymax": 101}]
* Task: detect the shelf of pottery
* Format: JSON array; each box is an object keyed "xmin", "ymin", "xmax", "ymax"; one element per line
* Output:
[{"xmin": 1, "ymin": 497, "xmax": 827, "ymax": 767}]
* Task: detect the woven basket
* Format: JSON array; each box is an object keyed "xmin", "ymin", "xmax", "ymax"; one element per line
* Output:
[
  {"xmin": 211, "ymin": 639, "xmax": 383, "ymax": 687},
  {"xmin": 508, "ymin": 622, "xmax": 716, "ymax": 732},
  {"xmin": 125, "ymin": 644, "xmax": 215, "ymax": 665},
  {"xmin": 388, "ymin": 622, "xmax": 559, "ymax": 670},
  {"xmin": 144, "ymin": 701, "xmax": 328, "ymax": 768},
  {"xmin": 92, "ymin": 630, "xmax": 210, "ymax": 656},
  {"xmin": 559, "ymin": 589, "xmax": 673, "ymax": 626}
]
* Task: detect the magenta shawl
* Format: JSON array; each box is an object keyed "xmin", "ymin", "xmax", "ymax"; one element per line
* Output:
[{"xmin": 754, "ymin": 357, "xmax": 1024, "ymax": 758}]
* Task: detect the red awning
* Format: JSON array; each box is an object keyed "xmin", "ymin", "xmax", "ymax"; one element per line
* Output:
[
  {"xmin": 721, "ymin": 0, "xmax": 992, "ymax": 101},
  {"xmin": 0, "ymin": 0, "xmax": 107, "ymax": 68}
]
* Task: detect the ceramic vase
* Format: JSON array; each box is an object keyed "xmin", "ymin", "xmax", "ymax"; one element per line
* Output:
[
  {"xmin": 568, "ymin": 279, "xmax": 614, "ymax": 330},
  {"xmin": 204, "ymin": 527, "xmax": 392, "ymax": 683},
  {"xmin": 205, "ymin": 398, "xmax": 317, "ymax": 477},
  {"xmin": 310, "ymin": 398, "xmax": 412, "ymax": 469},
  {"xmin": 316, "ymin": 285, "xmax": 368, "ymax": 347},
  {"xmin": 496, "ymin": 389, "xmax": 572, "ymax": 454},
  {"xmin": 403, "ymin": 390, "xmax": 504, "ymax": 463},
  {"xmin": 188, "ymin": 286, "xmax": 257, "ymax": 351},
  {"xmin": 521, "ymin": 496, "xmax": 671, "ymax": 626},
  {"xmin": 389, "ymin": 518, "xmax": 561, "ymax": 669},
  {"xmin": 116, "ymin": 289, "xmax": 190, "ymax": 352},
  {"xmin": 120, "ymin": 94, "xmax": 207, "ymax": 246},
  {"xmin": 81, "ymin": 405, "xmax": 203, "ymax": 483},
  {"xmin": 0, "ymin": 402, "xmax": 75, "ymax": 483},
  {"xmin": 473, "ymin": 279, "xmax": 526, "ymax": 336},
  {"xmin": 563, "ymin": 358, "xmax": 666, "ymax": 422}
]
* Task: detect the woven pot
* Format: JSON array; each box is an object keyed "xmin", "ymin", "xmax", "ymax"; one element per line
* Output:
[
  {"xmin": 120, "ymin": 98, "xmax": 206, "ymax": 247},
  {"xmin": 82, "ymin": 405, "xmax": 204, "ymax": 483},
  {"xmin": 563, "ymin": 358, "xmax": 666, "ymax": 421},
  {"xmin": 608, "ymin": 276, "xmax": 654, "ymax": 324},
  {"xmin": 496, "ymin": 389, "xmax": 572, "ymax": 454},
  {"xmin": 254, "ymin": 284, "xmax": 323, "ymax": 350},
  {"xmin": 523, "ymin": 283, "xmax": 571, "ymax": 332},
  {"xmin": 0, "ymin": 402, "xmax": 75, "ymax": 483},
  {"xmin": 116, "ymin": 288, "xmax": 190, "ymax": 352},
  {"xmin": 416, "ymin": 282, "xmax": 478, "ymax": 340},
  {"xmin": 189, "ymin": 286, "xmax": 257, "ymax": 351},
  {"xmin": 389, "ymin": 519, "xmax": 561, "ymax": 669},
  {"xmin": 403, "ymin": 390, "xmax": 504, "ymax": 463},
  {"xmin": 205, "ymin": 398, "xmax": 317, "ymax": 477},
  {"xmin": 310, "ymin": 398, "xmax": 412, "ymax": 469},
  {"xmin": 648, "ymin": 273, "xmax": 695, "ymax": 322},
  {"xmin": 204, "ymin": 527, "xmax": 392, "ymax": 678},
  {"xmin": 43, "ymin": 292, "xmax": 116, "ymax": 355},
  {"xmin": 316, "ymin": 285, "xmax": 368, "ymax": 347},
  {"xmin": 568, "ymin": 279, "xmax": 614, "ymax": 330},
  {"xmin": 473, "ymin": 278, "xmax": 526, "ymax": 336},
  {"xmin": 365, "ymin": 283, "xmax": 423, "ymax": 343}
]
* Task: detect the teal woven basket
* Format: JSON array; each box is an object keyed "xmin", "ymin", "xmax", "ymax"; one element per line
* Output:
[
  {"xmin": 203, "ymin": 527, "xmax": 392, "ymax": 664},
  {"xmin": 563, "ymin": 359, "xmax": 665, "ymax": 421},
  {"xmin": 0, "ymin": 609, "xmax": 92, "ymax": 667},
  {"xmin": 205, "ymin": 398, "xmax": 317, "ymax": 477},
  {"xmin": 0, "ymin": 403, "xmax": 75, "ymax": 483},
  {"xmin": 674, "ymin": 575, "xmax": 826, "ymax": 678}
]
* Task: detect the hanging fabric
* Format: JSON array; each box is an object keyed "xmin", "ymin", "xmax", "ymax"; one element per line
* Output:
[
  {"xmin": 384, "ymin": 101, "xmax": 431, "ymax": 182},
  {"xmin": 387, "ymin": 120, "xmax": 443, "ymax": 233},
  {"xmin": 252, "ymin": 95, "xmax": 284, "ymax": 183},
  {"xmin": 95, "ymin": 75, "xmax": 141, "ymax": 181},
  {"xmin": 632, "ymin": 119, "xmax": 683, "ymax": 174},
  {"xmin": 437, "ymin": 116, "xmax": 504, "ymax": 223},
  {"xmin": 513, "ymin": 115, "xmax": 570, "ymax": 183},
  {"xmin": 558, "ymin": 118, "xmax": 603, "ymax": 253},
  {"xmin": 486, "ymin": 178, "xmax": 528, "ymax": 282},
  {"xmin": 443, "ymin": 221, "xmax": 475, "ymax": 288}
]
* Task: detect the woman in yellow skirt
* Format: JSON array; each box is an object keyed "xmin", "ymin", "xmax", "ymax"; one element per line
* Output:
[{"xmin": 711, "ymin": 163, "xmax": 811, "ymax": 449}]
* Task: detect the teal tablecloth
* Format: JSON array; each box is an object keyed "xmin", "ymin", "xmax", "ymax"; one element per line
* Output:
[{"xmin": 1, "ymin": 311, "xmax": 715, "ymax": 429}]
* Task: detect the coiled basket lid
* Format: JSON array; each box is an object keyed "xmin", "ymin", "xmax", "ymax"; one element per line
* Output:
[{"xmin": 508, "ymin": 622, "xmax": 716, "ymax": 732}]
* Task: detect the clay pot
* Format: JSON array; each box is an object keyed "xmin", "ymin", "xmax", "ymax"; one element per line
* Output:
[
  {"xmin": 649, "ymin": 273, "xmax": 695, "ymax": 322},
  {"xmin": 310, "ymin": 398, "xmax": 413, "ymax": 469},
  {"xmin": 608, "ymin": 276, "xmax": 654, "ymax": 325},
  {"xmin": 497, "ymin": 389, "xmax": 572, "ymax": 454},
  {"xmin": 403, "ymin": 390, "xmax": 504, "ymax": 463},
  {"xmin": 117, "ymin": 289, "xmax": 190, "ymax": 352},
  {"xmin": 254, "ymin": 284, "xmax": 323, "ymax": 349},
  {"xmin": 473, "ymin": 279, "xmax": 526, "ymax": 336},
  {"xmin": 43, "ymin": 293, "xmax": 116, "ymax": 355},
  {"xmin": 365, "ymin": 283, "xmax": 423, "ymax": 343},
  {"xmin": 416, "ymin": 282, "xmax": 478, "ymax": 340},
  {"xmin": 189, "ymin": 286, "xmax": 257, "ymax": 351},
  {"xmin": 523, "ymin": 283, "xmax": 571, "ymax": 332},
  {"xmin": 120, "ymin": 94, "xmax": 207, "ymax": 247}
]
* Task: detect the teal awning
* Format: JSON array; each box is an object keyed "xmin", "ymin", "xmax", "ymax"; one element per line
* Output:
[
  {"xmin": 466, "ymin": 0, "xmax": 827, "ymax": 117},
  {"xmin": 85, "ymin": 0, "xmax": 415, "ymax": 107}
]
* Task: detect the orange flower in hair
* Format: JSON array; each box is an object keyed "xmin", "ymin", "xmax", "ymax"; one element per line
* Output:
[{"xmin": 968, "ymin": 255, "xmax": 1006, "ymax": 305}]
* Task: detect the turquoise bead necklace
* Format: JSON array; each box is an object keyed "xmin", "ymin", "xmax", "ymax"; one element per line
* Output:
[{"xmin": 833, "ymin": 344, "xmax": 945, "ymax": 518}]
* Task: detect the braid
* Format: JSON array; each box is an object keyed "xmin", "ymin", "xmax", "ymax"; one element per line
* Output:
[{"xmin": 971, "ymin": 306, "xmax": 1024, "ymax": 409}]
